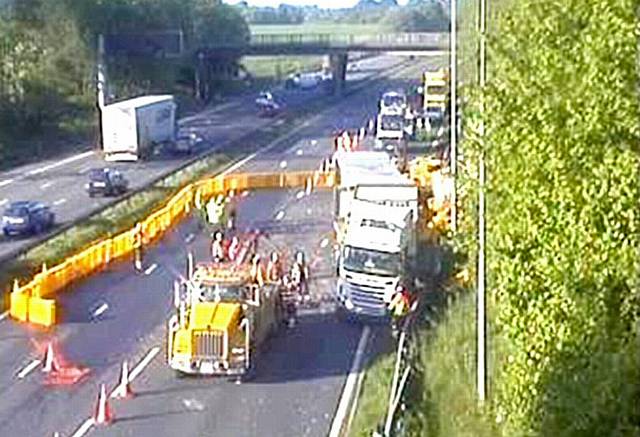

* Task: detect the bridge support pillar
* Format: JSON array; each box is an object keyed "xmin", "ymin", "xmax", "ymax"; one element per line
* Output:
[{"xmin": 329, "ymin": 53, "xmax": 348, "ymax": 95}]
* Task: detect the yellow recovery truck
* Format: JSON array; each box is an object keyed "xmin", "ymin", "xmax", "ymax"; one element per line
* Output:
[{"xmin": 167, "ymin": 259, "xmax": 284, "ymax": 380}]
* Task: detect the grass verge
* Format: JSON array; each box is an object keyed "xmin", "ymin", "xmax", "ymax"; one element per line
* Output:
[{"xmin": 348, "ymin": 352, "xmax": 396, "ymax": 437}]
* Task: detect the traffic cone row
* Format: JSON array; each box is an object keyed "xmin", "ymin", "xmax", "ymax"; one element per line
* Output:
[
  {"xmin": 94, "ymin": 383, "xmax": 113, "ymax": 425},
  {"xmin": 112, "ymin": 361, "xmax": 134, "ymax": 399},
  {"xmin": 41, "ymin": 341, "xmax": 91, "ymax": 386}
]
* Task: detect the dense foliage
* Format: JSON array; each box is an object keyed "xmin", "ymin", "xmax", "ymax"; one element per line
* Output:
[
  {"xmin": 237, "ymin": 0, "xmax": 449, "ymax": 32},
  {"xmin": 447, "ymin": 0, "xmax": 640, "ymax": 435},
  {"xmin": 0, "ymin": 0, "xmax": 248, "ymax": 161}
]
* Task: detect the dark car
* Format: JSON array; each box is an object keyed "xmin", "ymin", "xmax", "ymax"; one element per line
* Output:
[
  {"xmin": 2, "ymin": 201, "xmax": 55, "ymax": 237},
  {"xmin": 86, "ymin": 168, "xmax": 128, "ymax": 197}
]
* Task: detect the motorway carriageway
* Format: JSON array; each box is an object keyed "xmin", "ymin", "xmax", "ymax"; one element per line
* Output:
[
  {"xmin": 0, "ymin": 58, "xmax": 440, "ymax": 437},
  {"xmin": 0, "ymin": 55, "xmax": 403, "ymax": 260}
]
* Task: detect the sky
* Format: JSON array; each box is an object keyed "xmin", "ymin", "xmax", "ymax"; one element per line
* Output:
[{"xmin": 226, "ymin": 0, "xmax": 410, "ymax": 9}]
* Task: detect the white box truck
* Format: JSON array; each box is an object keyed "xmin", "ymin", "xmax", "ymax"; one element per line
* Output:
[
  {"xmin": 101, "ymin": 95, "xmax": 176, "ymax": 162},
  {"xmin": 335, "ymin": 199, "xmax": 417, "ymax": 318}
]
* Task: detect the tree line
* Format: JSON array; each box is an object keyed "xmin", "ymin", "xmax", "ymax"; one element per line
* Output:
[
  {"xmin": 236, "ymin": 0, "xmax": 449, "ymax": 32},
  {"xmin": 0, "ymin": 0, "xmax": 248, "ymax": 161},
  {"xmin": 447, "ymin": 0, "xmax": 639, "ymax": 435}
]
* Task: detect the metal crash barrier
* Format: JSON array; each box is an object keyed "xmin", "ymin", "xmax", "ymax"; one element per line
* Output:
[{"xmin": 8, "ymin": 168, "xmax": 335, "ymax": 327}]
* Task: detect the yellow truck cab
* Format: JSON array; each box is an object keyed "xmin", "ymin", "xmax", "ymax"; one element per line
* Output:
[{"xmin": 167, "ymin": 261, "xmax": 283, "ymax": 380}]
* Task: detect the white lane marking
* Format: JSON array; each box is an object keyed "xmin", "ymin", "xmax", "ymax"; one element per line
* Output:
[
  {"xmin": 70, "ymin": 418, "xmax": 94, "ymax": 437},
  {"xmin": 17, "ymin": 359, "xmax": 42, "ymax": 379},
  {"xmin": 0, "ymin": 199, "xmax": 7, "ymax": 206},
  {"xmin": 185, "ymin": 233, "xmax": 195, "ymax": 243},
  {"xmin": 328, "ymin": 326, "xmax": 371, "ymax": 437},
  {"xmin": 296, "ymin": 149, "xmax": 303, "ymax": 156},
  {"xmin": 53, "ymin": 198, "xmax": 67, "ymax": 206},
  {"xmin": 78, "ymin": 166, "xmax": 92, "ymax": 174},
  {"xmin": 275, "ymin": 210, "xmax": 285, "ymax": 221},
  {"xmin": 311, "ymin": 140, "xmax": 317, "ymax": 146},
  {"xmin": 0, "ymin": 179, "xmax": 14, "ymax": 187},
  {"xmin": 0, "ymin": 310, "xmax": 8, "ymax": 321},
  {"xmin": 182, "ymin": 398, "xmax": 205, "ymax": 411},
  {"xmin": 27, "ymin": 151, "xmax": 93, "ymax": 176},
  {"xmin": 320, "ymin": 238, "xmax": 329, "ymax": 248},
  {"xmin": 40, "ymin": 181, "xmax": 52, "ymax": 189},
  {"xmin": 307, "ymin": 208, "xmax": 312, "ymax": 216},
  {"xmin": 129, "ymin": 346, "xmax": 160, "ymax": 381},
  {"xmin": 296, "ymin": 191, "xmax": 305, "ymax": 200},
  {"xmin": 144, "ymin": 263, "xmax": 158, "ymax": 275},
  {"xmin": 220, "ymin": 152, "xmax": 258, "ymax": 176},
  {"xmin": 241, "ymin": 190, "xmax": 250, "ymax": 197},
  {"xmin": 279, "ymin": 160, "xmax": 287, "ymax": 169},
  {"xmin": 92, "ymin": 303, "xmax": 109, "ymax": 318}
]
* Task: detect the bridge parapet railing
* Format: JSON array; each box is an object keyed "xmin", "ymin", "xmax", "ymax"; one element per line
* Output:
[{"xmin": 248, "ymin": 32, "xmax": 449, "ymax": 48}]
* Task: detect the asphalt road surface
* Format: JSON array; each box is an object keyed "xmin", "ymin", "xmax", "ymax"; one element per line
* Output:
[
  {"xmin": 0, "ymin": 55, "xmax": 405, "ymax": 260},
  {"xmin": 0, "ymin": 57, "xmax": 443, "ymax": 437}
]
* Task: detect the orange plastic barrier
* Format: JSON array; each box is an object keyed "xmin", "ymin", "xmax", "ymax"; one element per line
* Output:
[{"xmin": 8, "ymin": 169, "xmax": 335, "ymax": 327}]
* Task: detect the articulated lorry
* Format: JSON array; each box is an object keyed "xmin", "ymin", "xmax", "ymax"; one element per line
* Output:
[
  {"xmin": 101, "ymin": 95, "xmax": 177, "ymax": 161},
  {"xmin": 333, "ymin": 151, "xmax": 419, "ymax": 319}
]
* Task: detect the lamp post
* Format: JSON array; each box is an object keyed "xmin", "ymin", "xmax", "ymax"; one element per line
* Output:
[
  {"xmin": 477, "ymin": 0, "xmax": 488, "ymax": 403},
  {"xmin": 450, "ymin": 0, "xmax": 458, "ymax": 233}
]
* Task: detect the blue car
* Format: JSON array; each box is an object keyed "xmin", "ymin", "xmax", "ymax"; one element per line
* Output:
[{"xmin": 2, "ymin": 201, "xmax": 55, "ymax": 237}]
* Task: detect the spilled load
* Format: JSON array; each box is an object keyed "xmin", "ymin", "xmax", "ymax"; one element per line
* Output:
[{"xmin": 167, "ymin": 240, "xmax": 284, "ymax": 380}]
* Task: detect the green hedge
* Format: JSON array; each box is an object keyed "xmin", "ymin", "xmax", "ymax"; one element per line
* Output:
[{"xmin": 411, "ymin": 0, "xmax": 640, "ymax": 436}]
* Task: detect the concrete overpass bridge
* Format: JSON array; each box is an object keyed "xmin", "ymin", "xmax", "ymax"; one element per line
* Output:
[{"xmin": 200, "ymin": 32, "xmax": 449, "ymax": 94}]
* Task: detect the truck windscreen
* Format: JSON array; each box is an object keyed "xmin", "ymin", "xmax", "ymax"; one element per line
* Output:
[
  {"xmin": 380, "ymin": 115, "xmax": 404, "ymax": 131},
  {"xmin": 342, "ymin": 245, "xmax": 401, "ymax": 277},
  {"xmin": 383, "ymin": 95, "xmax": 405, "ymax": 108},
  {"xmin": 199, "ymin": 284, "xmax": 246, "ymax": 302}
]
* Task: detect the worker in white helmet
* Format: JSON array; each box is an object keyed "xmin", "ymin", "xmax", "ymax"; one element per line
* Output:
[{"xmin": 290, "ymin": 250, "xmax": 309, "ymax": 300}]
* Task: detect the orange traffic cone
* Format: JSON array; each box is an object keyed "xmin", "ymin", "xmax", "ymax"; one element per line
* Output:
[
  {"xmin": 112, "ymin": 361, "xmax": 134, "ymax": 399},
  {"xmin": 93, "ymin": 384, "xmax": 113, "ymax": 425},
  {"xmin": 42, "ymin": 343, "xmax": 59, "ymax": 373}
]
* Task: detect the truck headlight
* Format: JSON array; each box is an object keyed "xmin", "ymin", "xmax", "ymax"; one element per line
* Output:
[{"xmin": 345, "ymin": 299, "xmax": 355, "ymax": 310}]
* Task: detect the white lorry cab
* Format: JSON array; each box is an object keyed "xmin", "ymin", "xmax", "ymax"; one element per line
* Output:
[
  {"xmin": 101, "ymin": 95, "xmax": 176, "ymax": 162},
  {"xmin": 379, "ymin": 91, "xmax": 407, "ymax": 116},
  {"xmin": 375, "ymin": 112, "xmax": 405, "ymax": 151},
  {"xmin": 336, "ymin": 200, "xmax": 416, "ymax": 318}
]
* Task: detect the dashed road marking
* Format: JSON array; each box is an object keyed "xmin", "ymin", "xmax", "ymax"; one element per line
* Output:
[
  {"xmin": 279, "ymin": 160, "xmax": 287, "ymax": 169},
  {"xmin": 129, "ymin": 346, "xmax": 160, "ymax": 382},
  {"xmin": 0, "ymin": 310, "xmax": 8, "ymax": 321},
  {"xmin": 144, "ymin": 263, "xmax": 158, "ymax": 275},
  {"xmin": 307, "ymin": 208, "xmax": 312, "ymax": 215},
  {"xmin": 70, "ymin": 418, "xmax": 94, "ymax": 437},
  {"xmin": 53, "ymin": 198, "xmax": 67, "ymax": 206},
  {"xmin": 0, "ymin": 199, "xmax": 7, "ymax": 206},
  {"xmin": 182, "ymin": 398, "xmax": 205, "ymax": 411},
  {"xmin": 320, "ymin": 238, "xmax": 329, "ymax": 248},
  {"xmin": 185, "ymin": 233, "xmax": 195, "ymax": 243},
  {"xmin": 296, "ymin": 191, "xmax": 305, "ymax": 200},
  {"xmin": 296, "ymin": 149, "xmax": 303, "ymax": 156},
  {"xmin": 311, "ymin": 140, "xmax": 317, "ymax": 146},
  {"xmin": 275, "ymin": 210, "xmax": 285, "ymax": 221},
  {"xmin": 17, "ymin": 359, "xmax": 42, "ymax": 379},
  {"xmin": 92, "ymin": 303, "xmax": 109, "ymax": 318},
  {"xmin": 0, "ymin": 179, "xmax": 14, "ymax": 187},
  {"xmin": 40, "ymin": 181, "xmax": 53, "ymax": 189}
]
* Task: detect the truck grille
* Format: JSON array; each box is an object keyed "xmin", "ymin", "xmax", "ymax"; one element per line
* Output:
[
  {"xmin": 193, "ymin": 331, "xmax": 225, "ymax": 359},
  {"xmin": 348, "ymin": 281, "xmax": 388, "ymax": 312}
]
